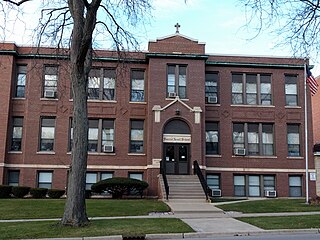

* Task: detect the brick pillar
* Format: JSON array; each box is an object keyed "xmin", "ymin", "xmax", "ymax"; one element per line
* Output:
[{"xmin": 314, "ymin": 154, "xmax": 320, "ymax": 196}]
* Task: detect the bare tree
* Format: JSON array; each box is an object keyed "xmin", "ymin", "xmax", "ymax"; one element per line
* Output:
[
  {"xmin": 240, "ymin": 0, "xmax": 320, "ymax": 58},
  {"xmin": 1, "ymin": 0, "xmax": 151, "ymax": 226}
]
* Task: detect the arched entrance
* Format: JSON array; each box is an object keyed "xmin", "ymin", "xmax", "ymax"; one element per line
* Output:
[{"xmin": 163, "ymin": 119, "xmax": 191, "ymax": 175}]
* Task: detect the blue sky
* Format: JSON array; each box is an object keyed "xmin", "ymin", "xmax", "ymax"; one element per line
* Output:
[{"xmin": 2, "ymin": 0, "xmax": 319, "ymax": 75}]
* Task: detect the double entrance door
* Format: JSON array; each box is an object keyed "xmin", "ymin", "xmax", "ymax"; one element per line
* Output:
[{"xmin": 163, "ymin": 143, "xmax": 189, "ymax": 175}]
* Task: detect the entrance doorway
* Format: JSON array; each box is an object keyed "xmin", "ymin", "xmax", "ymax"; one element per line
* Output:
[{"xmin": 164, "ymin": 144, "xmax": 189, "ymax": 175}]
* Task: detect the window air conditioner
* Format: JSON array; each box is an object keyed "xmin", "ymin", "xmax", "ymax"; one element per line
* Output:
[
  {"xmin": 211, "ymin": 189, "xmax": 222, "ymax": 197},
  {"xmin": 207, "ymin": 96, "xmax": 218, "ymax": 104},
  {"xmin": 265, "ymin": 190, "xmax": 277, "ymax": 198},
  {"xmin": 234, "ymin": 148, "xmax": 246, "ymax": 156},
  {"xmin": 103, "ymin": 145, "xmax": 114, "ymax": 153},
  {"xmin": 44, "ymin": 90, "xmax": 55, "ymax": 98},
  {"xmin": 168, "ymin": 92, "xmax": 177, "ymax": 98}
]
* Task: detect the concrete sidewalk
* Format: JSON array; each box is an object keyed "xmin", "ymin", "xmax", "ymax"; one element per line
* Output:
[{"xmin": 166, "ymin": 199, "xmax": 263, "ymax": 233}]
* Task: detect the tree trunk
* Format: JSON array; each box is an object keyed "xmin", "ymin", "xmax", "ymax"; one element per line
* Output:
[{"xmin": 60, "ymin": 50, "xmax": 90, "ymax": 226}]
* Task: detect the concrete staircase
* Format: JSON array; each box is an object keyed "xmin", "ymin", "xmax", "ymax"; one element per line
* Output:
[{"xmin": 166, "ymin": 175, "xmax": 206, "ymax": 200}]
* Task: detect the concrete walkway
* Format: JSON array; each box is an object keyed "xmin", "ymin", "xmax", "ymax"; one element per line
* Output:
[{"xmin": 166, "ymin": 199, "xmax": 263, "ymax": 233}]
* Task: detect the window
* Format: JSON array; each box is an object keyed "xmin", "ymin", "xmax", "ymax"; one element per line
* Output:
[
  {"xmin": 289, "ymin": 175, "xmax": 302, "ymax": 197},
  {"xmin": 167, "ymin": 65, "xmax": 187, "ymax": 98},
  {"xmin": 129, "ymin": 173, "xmax": 143, "ymax": 195},
  {"xmin": 205, "ymin": 122, "xmax": 219, "ymax": 155},
  {"xmin": 40, "ymin": 117, "xmax": 55, "ymax": 151},
  {"xmin": 88, "ymin": 68, "xmax": 116, "ymax": 100},
  {"xmin": 7, "ymin": 170, "xmax": 19, "ymax": 186},
  {"xmin": 234, "ymin": 175, "xmax": 245, "ymax": 196},
  {"xmin": 10, "ymin": 117, "xmax": 23, "ymax": 151},
  {"xmin": 232, "ymin": 73, "xmax": 272, "ymax": 105},
  {"xmin": 38, "ymin": 171, "xmax": 53, "ymax": 189},
  {"xmin": 131, "ymin": 70, "xmax": 145, "ymax": 102},
  {"xmin": 263, "ymin": 175, "xmax": 275, "ymax": 192},
  {"xmin": 234, "ymin": 175, "xmax": 276, "ymax": 197},
  {"xmin": 88, "ymin": 119, "xmax": 99, "ymax": 152},
  {"xmin": 130, "ymin": 120, "xmax": 144, "ymax": 153},
  {"xmin": 248, "ymin": 175, "xmax": 260, "ymax": 196},
  {"xmin": 86, "ymin": 119, "xmax": 114, "ymax": 152},
  {"xmin": 86, "ymin": 172, "xmax": 97, "ymax": 190},
  {"xmin": 205, "ymin": 72, "xmax": 218, "ymax": 103},
  {"xmin": 15, "ymin": 65, "xmax": 27, "ymax": 98},
  {"xmin": 285, "ymin": 75, "xmax": 298, "ymax": 106},
  {"xmin": 86, "ymin": 172, "xmax": 113, "ymax": 190},
  {"xmin": 43, "ymin": 66, "xmax": 58, "ymax": 98},
  {"xmin": 233, "ymin": 123, "xmax": 274, "ymax": 156},
  {"xmin": 206, "ymin": 174, "xmax": 220, "ymax": 190},
  {"xmin": 287, "ymin": 124, "xmax": 300, "ymax": 156},
  {"xmin": 129, "ymin": 172, "xmax": 143, "ymax": 181}
]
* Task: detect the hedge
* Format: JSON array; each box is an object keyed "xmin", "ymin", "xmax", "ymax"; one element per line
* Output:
[
  {"xmin": 12, "ymin": 186, "xmax": 30, "ymax": 198},
  {"xmin": 48, "ymin": 189, "xmax": 65, "ymax": 199},
  {"xmin": 0, "ymin": 185, "xmax": 12, "ymax": 198},
  {"xmin": 91, "ymin": 177, "xmax": 148, "ymax": 199},
  {"xmin": 30, "ymin": 188, "xmax": 48, "ymax": 198}
]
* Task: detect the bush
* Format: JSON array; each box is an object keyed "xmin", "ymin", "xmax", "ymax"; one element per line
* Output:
[
  {"xmin": 48, "ymin": 189, "xmax": 65, "ymax": 199},
  {"xmin": 0, "ymin": 185, "xmax": 12, "ymax": 198},
  {"xmin": 30, "ymin": 188, "xmax": 48, "ymax": 198},
  {"xmin": 309, "ymin": 195, "xmax": 320, "ymax": 205},
  {"xmin": 91, "ymin": 177, "xmax": 148, "ymax": 199},
  {"xmin": 12, "ymin": 186, "xmax": 30, "ymax": 198}
]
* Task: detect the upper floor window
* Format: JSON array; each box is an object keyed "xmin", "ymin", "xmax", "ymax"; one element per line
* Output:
[
  {"xmin": 285, "ymin": 75, "xmax": 298, "ymax": 106},
  {"xmin": 15, "ymin": 65, "xmax": 27, "ymax": 98},
  {"xmin": 287, "ymin": 124, "xmax": 300, "ymax": 156},
  {"xmin": 43, "ymin": 66, "xmax": 58, "ymax": 98},
  {"xmin": 232, "ymin": 73, "xmax": 272, "ymax": 105},
  {"xmin": 233, "ymin": 123, "xmax": 274, "ymax": 156},
  {"xmin": 131, "ymin": 70, "xmax": 145, "ymax": 102},
  {"xmin": 167, "ymin": 65, "xmax": 187, "ymax": 98},
  {"xmin": 205, "ymin": 122, "xmax": 219, "ymax": 155},
  {"xmin": 10, "ymin": 117, "xmax": 23, "ymax": 151},
  {"xmin": 87, "ymin": 119, "xmax": 115, "ymax": 153},
  {"xmin": 130, "ymin": 120, "xmax": 144, "ymax": 153},
  {"xmin": 40, "ymin": 117, "xmax": 55, "ymax": 151},
  {"xmin": 205, "ymin": 72, "xmax": 218, "ymax": 104},
  {"xmin": 88, "ymin": 68, "xmax": 116, "ymax": 100}
]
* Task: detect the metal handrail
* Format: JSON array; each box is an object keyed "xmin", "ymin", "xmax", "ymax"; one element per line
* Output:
[
  {"xmin": 160, "ymin": 160, "xmax": 169, "ymax": 200},
  {"xmin": 193, "ymin": 160, "xmax": 209, "ymax": 201}
]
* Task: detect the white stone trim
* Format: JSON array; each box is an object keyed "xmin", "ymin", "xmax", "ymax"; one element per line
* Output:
[{"xmin": 206, "ymin": 167, "xmax": 316, "ymax": 173}]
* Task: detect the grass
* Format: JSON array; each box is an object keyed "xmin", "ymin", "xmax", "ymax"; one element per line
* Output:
[
  {"xmin": 216, "ymin": 199, "xmax": 320, "ymax": 213},
  {"xmin": 239, "ymin": 215, "xmax": 320, "ymax": 230},
  {"xmin": 0, "ymin": 218, "xmax": 194, "ymax": 239},
  {"xmin": 0, "ymin": 199, "xmax": 170, "ymax": 220}
]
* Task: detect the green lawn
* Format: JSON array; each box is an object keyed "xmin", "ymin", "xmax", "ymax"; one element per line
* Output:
[
  {"xmin": 0, "ymin": 199, "xmax": 170, "ymax": 220},
  {"xmin": 0, "ymin": 219, "xmax": 194, "ymax": 239},
  {"xmin": 217, "ymin": 199, "xmax": 320, "ymax": 213},
  {"xmin": 239, "ymin": 215, "xmax": 320, "ymax": 229}
]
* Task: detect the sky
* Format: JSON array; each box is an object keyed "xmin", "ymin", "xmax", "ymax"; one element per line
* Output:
[{"xmin": 2, "ymin": 0, "xmax": 320, "ymax": 75}]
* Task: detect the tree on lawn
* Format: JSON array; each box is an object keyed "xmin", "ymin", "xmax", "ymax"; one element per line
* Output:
[
  {"xmin": 1, "ymin": 0, "xmax": 151, "ymax": 226},
  {"xmin": 240, "ymin": 0, "xmax": 320, "ymax": 58}
]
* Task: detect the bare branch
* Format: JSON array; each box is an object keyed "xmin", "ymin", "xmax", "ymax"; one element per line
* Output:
[{"xmin": 3, "ymin": 0, "xmax": 31, "ymax": 6}]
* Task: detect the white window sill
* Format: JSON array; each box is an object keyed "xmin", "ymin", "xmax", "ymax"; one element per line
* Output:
[
  {"xmin": 205, "ymin": 104, "xmax": 221, "ymax": 106},
  {"xmin": 67, "ymin": 151, "xmax": 116, "ymax": 155},
  {"xmin": 8, "ymin": 151, "xmax": 22, "ymax": 154},
  {"xmin": 129, "ymin": 101, "xmax": 147, "ymax": 104},
  {"xmin": 36, "ymin": 151, "xmax": 55, "ymax": 155},
  {"xmin": 87, "ymin": 99, "xmax": 117, "ymax": 103},
  {"xmin": 231, "ymin": 104, "xmax": 275, "ymax": 108},
  {"xmin": 165, "ymin": 98, "xmax": 189, "ymax": 101},
  {"xmin": 205, "ymin": 154, "xmax": 222, "ymax": 157},
  {"xmin": 232, "ymin": 155, "xmax": 277, "ymax": 158},
  {"xmin": 287, "ymin": 156, "xmax": 304, "ymax": 159},
  {"xmin": 285, "ymin": 106, "xmax": 301, "ymax": 109},
  {"xmin": 12, "ymin": 97, "xmax": 26, "ymax": 100},
  {"xmin": 40, "ymin": 98, "xmax": 58, "ymax": 101},
  {"xmin": 128, "ymin": 153, "xmax": 146, "ymax": 156}
]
